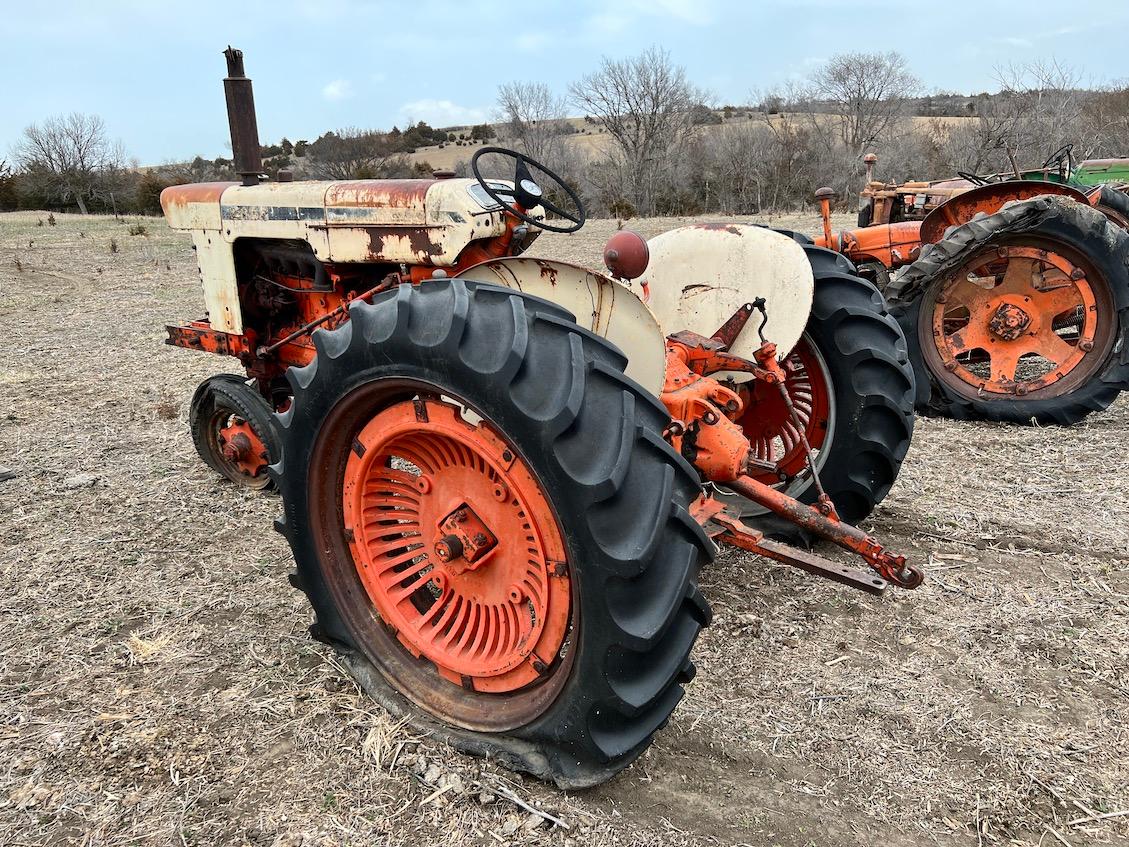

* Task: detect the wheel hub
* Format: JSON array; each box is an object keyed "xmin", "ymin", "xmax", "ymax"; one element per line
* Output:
[
  {"xmin": 216, "ymin": 418, "xmax": 268, "ymax": 477},
  {"xmin": 433, "ymin": 504, "xmax": 498, "ymax": 574},
  {"xmin": 341, "ymin": 398, "xmax": 570, "ymax": 693},
  {"xmin": 987, "ymin": 300, "xmax": 1032, "ymax": 341}
]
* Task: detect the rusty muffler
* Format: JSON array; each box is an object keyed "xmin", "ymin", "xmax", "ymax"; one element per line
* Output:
[{"xmin": 223, "ymin": 46, "xmax": 263, "ymax": 187}]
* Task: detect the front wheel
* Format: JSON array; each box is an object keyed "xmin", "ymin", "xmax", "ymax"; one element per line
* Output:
[
  {"xmin": 273, "ymin": 280, "xmax": 713, "ymax": 788},
  {"xmin": 189, "ymin": 374, "xmax": 279, "ymax": 490}
]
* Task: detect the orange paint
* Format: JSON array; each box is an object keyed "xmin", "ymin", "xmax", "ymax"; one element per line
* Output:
[{"xmin": 340, "ymin": 398, "xmax": 570, "ymax": 693}]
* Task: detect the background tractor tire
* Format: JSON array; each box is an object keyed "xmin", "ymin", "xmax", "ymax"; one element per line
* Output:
[
  {"xmin": 726, "ymin": 232, "xmax": 916, "ymax": 544},
  {"xmin": 189, "ymin": 374, "xmax": 279, "ymax": 490},
  {"xmin": 887, "ymin": 196, "xmax": 1129, "ymax": 425},
  {"xmin": 1092, "ymin": 184, "xmax": 1129, "ymax": 231},
  {"xmin": 272, "ymin": 279, "xmax": 714, "ymax": 789}
]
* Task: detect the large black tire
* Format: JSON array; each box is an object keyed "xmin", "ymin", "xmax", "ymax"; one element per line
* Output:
[
  {"xmin": 887, "ymin": 196, "xmax": 1129, "ymax": 425},
  {"xmin": 189, "ymin": 374, "xmax": 279, "ymax": 490},
  {"xmin": 727, "ymin": 232, "xmax": 916, "ymax": 543},
  {"xmin": 272, "ymin": 279, "xmax": 714, "ymax": 788}
]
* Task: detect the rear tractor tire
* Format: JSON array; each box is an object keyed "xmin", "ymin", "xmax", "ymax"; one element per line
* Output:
[
  {"xmin": 189, "ymin": 374, "xmax": 279, "ymax": 490},
  {"xmin": 273, "ymin": 279, "xmax": 714, "ymax": 788},
  {"xmin": 887, "ymin": 196, "xmax": 1129, "ymax": 425},
  {"xmin": 723, "ymin": 235, "xmax": 916, "ymax": 544}
]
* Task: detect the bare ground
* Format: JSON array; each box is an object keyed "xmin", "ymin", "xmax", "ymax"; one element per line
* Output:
[{"xmin": 0, "ymin": 210, "xmax": 1126, "ymax": 847}]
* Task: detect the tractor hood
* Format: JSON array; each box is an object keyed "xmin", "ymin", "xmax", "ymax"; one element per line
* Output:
[{"xmin": 160, "ymin": 177, "xmax": 532, "ymax": 267}]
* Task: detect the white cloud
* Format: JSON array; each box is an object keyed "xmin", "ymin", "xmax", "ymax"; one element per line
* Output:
[
  {"xmin": 399, "ymin": 98, "xmax": 487, "ymax": 127},
  {"xmin": 322, "ymin": 79, "xmax": 354, "ymax": 101}
]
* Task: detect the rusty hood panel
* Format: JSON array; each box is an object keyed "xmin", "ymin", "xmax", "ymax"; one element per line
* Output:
[{"xmin": 163, "ymin": 176, "xmax": 512, "ymax": 267}]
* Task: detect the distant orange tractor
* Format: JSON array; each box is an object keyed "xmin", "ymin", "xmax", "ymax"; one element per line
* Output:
[{"xmin": 811, "ymin": 157, "xmax": 1129, "ymax": 426}]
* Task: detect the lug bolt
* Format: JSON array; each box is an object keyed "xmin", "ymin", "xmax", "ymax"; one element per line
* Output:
[
  {"xmin": 1015, "ymin": 385, "xmax": 1028, "ymax": 396},
  {"xmin": 944, "ymin": 361, "xmax": 958, "ymax": 372},
  {"xmin": 936, "ymin": 294, "xmax": 948, "ymax": 304},
  {"xmin": 1080, "ymin": 340, "xmax": 1094, "ymax": 352}
]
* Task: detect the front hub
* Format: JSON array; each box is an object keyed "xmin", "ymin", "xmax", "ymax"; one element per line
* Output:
[{"xmin": 214, "ymin": 417, "xmax": 269, "ymax": 479}]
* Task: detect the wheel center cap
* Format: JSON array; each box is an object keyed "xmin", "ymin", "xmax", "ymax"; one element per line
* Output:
[
  {"xmin": 434, "ymin": 503, "xmax": 498, "ymax": 574},
  {"xmin": 988, "ymin": 302, "xmax": 1031, "ymax": 341}
]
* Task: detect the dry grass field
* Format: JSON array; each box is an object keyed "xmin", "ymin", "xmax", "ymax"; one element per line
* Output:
[{"xmin": 1, "ymin": 210, "xmax": 1126, "ymax": 847}]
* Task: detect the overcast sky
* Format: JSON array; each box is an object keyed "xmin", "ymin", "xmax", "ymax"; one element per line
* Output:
[{"xmin": 4, "ymin": 0, "xmax": 1126, "ymax": 165}]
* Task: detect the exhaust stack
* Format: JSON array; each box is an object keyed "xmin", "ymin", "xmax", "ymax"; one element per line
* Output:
[{"xmin": 223, "ymin": 46, "xmax": 263, "ymax": 187}]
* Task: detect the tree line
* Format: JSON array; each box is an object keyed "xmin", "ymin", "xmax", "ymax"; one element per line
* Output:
[{"xmin": 3, "ymin": 49, "xmax": 1128, "ymax": 218}]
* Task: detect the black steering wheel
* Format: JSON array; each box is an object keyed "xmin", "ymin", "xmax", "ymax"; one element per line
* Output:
[
  {"xmin": 1041, "ymin": 143, "xmax": 1074, "ymax": 173},
  {"xmin": 956, "ymin": 170, "xmax": 993, "ymax": 186},
  {"xmin": 470, "ymin": 146, "xmax": 586, "ymax": 234}
]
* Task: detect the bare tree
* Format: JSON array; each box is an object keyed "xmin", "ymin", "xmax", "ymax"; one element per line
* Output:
[
  {"xmin": 1082, "ymin": 82, "xmax": 1129, "ymax": 157},
  {"xmin": 12, "ymin": 113, "xmax": 125, "ymax": 214},
  {"xmin": 305, "ymin": 128, "xmax": 411, "ymax": 180},
  {"xmin": 569, "ymin": 47, "xmax": 707, "ymax": 215},
  {"xmin": 928, "ymin": 60, "xmax": 1087, "ymax": 176},
  {"xmin": 496, "ymin": 81, "xmax": 569, "ymax": 162},
  {"xmin": 806, "ymin": 52, "xmax": 919, "ymax": 156}
]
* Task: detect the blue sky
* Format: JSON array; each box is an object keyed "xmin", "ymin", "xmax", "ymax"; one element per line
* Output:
[{"xmin": 3, "ymin": 0, "xmax": 1126, "ymax": 165}]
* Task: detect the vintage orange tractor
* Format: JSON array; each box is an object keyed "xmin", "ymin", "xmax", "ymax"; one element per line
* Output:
[
  {"xmin": 162, "ymin": 49, "xmax": 921, "ymax": 788},
  {"xmin": 812, "ymin": 157, "xmax": 1129, "ymax": 426}
]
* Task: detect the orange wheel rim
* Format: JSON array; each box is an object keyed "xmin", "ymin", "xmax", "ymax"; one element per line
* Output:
[
  {"xmin": 737, "ymin": 337, "xmax": 831, "ymax": 485},
  {"xmin": 929, "ymin": 244, "xmax": 1104, "ymax": 396},
  {"xmin": 215, "ymin": 415, "xmax": 269, "ymax": 478},
  {"xmin": 341, "ymin": 398, "xmax": 570, "ymax": 694}
]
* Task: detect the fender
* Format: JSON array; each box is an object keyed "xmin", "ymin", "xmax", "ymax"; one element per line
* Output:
[
  {"xmin": 641, "ymin": 224, "xmax": 815, "ymax": 366},
  {"xmin": 454, "ymin": 256, "xmax": 667, "ymax": 394},
  {"xmin": 920, "ymin": 181, "xmax": 1090, "ymax": 244}
]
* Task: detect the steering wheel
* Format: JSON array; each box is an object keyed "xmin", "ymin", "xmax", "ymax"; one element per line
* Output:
[
  {"xmin": 470, "ymin": 146, "xmax": 586, "ymax": 234},
  {"xmin": 956, "ymin": 170, "xmax": 993, "ymax": 187},
  {"xmin": 1042, "ymin": 143, "xmax": 1074, "ymax": 172}
]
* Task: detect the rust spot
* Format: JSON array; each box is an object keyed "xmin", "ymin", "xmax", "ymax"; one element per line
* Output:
[
  {"xmin": 364, "ymin": 226, "xmax": 443, "ymax": 262},
  {"xmin": 695, "ymin": 222, "xmax": 743, "ymax": 236},
  {"xmin": 159, "ymin": 182, "xmax": 236, "ymax": 216},
  {"xmin": 325, "ymin": 180, "xmax": 433, "ymax": 209},
  {"xmin": 535, "ymin": 260, "xmax": 559, "ymax": 285}
]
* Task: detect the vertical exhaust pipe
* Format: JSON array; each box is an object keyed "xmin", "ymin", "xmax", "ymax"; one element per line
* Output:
[{"xmin": 223, "ymin": 46, "xmax": 263, "ymax": 187}]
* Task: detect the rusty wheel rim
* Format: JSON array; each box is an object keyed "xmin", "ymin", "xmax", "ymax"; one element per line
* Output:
[
  {"xmin": 210, "ymin": 409, "xmax": 270, "ymax": 487},
  {"xmin": 309, "ymin": 381, "xmax": 575, "ymax": 731},
  {"xmin": 738, "ymin": 335, "xmax": 833, "ymax": 489},
  {"xmin": 924, "ymin": 241, "xmax": 1114, "ymax": 398}
]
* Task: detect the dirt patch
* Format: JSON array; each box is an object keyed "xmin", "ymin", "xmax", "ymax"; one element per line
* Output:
[{"xmin": 0, "ymin": 211, "xmax": 1126, "ymax": 846}]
